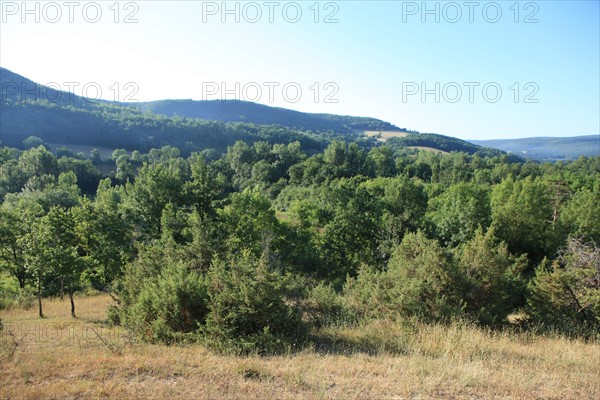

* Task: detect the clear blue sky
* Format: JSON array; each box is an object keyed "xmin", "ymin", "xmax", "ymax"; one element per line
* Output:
[{"xmin": 1, "ymin": 0, "xmax": 598, "ymax": 139}]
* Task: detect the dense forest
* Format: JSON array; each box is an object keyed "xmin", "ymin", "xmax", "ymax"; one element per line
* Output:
[{"xmin": 1, "ymin": 136, "xmax": 599, "ymax": 354}]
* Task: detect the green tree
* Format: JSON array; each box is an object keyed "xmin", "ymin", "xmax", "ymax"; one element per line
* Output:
[
  {"xmin": 57, "ymin": 157, "xmax": 102, "ymax": 194},
  {"xmin": 491, "ymin": 177, "xmax": 556, "ymax": 264},
  {"xmin": 367, "ymin": 146, "xmax": 396, "ymax": 177},
  {"xmin": 323, "ymin": 141, "xmax": 367, "ymax": 178},
  {"xmin": 72, "ymin": 193, "xmax": 132, "ymax": 291},
  {"xmin": 428, "ymin": 182, "xmax": 491, "ymax": 247},
  {"xmin": 21, "ymin": 227, "xmax": 48, "ymax": 317},
  {"xmin": 131, "ymin": 150, "xmax": 142, "ymax": 162},
  {"xmin": 561, "ymin": 188, "xmax": 600, "ymax": 243},
  {"xmin": 22, "ymin": 136, "xmax": 47, "ymax": 149},
  {"xmin": 18, "ymin": 145, "xmax": 58, "ymax": 178},
  {"xmin": 120, "ymin": 260, "xmax": 208, "ymax": 343},
  {"xmin": 0, "ymin": 202, "xmax": 43, "ymax": 288},
  {"xmin": 115, "ymin": 154, "xmax": 134, "ymax": 181},
  {"xmin": 320, "ymin": 180, "xmax": 384, "ymax": 279},
  {"xmin": 111, "ymin": 148, "xmax": 128, "ymax": 161},
  {"xmin": 272, "ymin": 141, "xmax": 305, "ymax": 178},
  {"xmin": 0, "ymin": 159, "xmax": 27, "ymax": 199},
  {"xmin": 226, "ymin": 141, "xmax": 255, "ymax": 188},
  {"xmin": 218, "ymin": 189, "xmax": 281, "ymax": 259},
  {"xmin": 90, "ymin": 148, "xmax": 101, "ymax": 163},
  {"xmin": 44, "ymin": 207, "xmax": 85, "ymax": 317},
  {"xmin": 127, "ymin": 162, "xmax": 185, "ymax": 237},
  {"xmin": 371, "ymin": 176, "xmax": 428, "ymax": 257}
]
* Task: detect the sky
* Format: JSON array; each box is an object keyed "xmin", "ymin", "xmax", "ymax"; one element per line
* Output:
[{"xmin": 0, "ymin": 0, "xmax": 599, "ymax": 140}]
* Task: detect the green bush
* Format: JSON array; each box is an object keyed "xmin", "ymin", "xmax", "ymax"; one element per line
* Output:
[
  {"xmin": 305, "ymin": 283, "xmax": 347, "ymax": 328},
  {"xmin": 201, "ymin": 252, "xmax": 306, "ymax": 354},
  {"xmin": 527, "ymin": 239, "xmax": 600, "ymax": 336},
  {"xmin": 121, "ymin": 260, "xmax": 208, "ymax": 344},
  {"xmin": 0, "ymin": 275, "xmax": 36, "ymax": 310},
  {"xmin": 345, "ymin": 231, "xmax": 464, "ymax": 323},
  {"xmin": 455, "ymin": 228, "xmax": 526, "ymax": 326},
  {"xmin": 106, "ymin": 304, "xmax": 121, "ymax": 326}
]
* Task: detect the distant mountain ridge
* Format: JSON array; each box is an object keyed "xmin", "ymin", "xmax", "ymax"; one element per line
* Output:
[{"xmin": 471, "ymin": 136, "xmax": 600, "ymax": 160}]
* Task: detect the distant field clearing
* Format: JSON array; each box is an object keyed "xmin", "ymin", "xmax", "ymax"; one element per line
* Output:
[
  {"xmin": 364, "ymin": 131, "xmax": 409, "ymax": 141},
  {"xmin": 407, "ymin": 146, "xmax": 448, "ymax": 154}
]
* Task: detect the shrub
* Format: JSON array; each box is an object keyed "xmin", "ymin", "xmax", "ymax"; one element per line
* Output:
[
  {"xmin": 345, "ymin": 231, "xmax": 464, "ymax": 322},
  {"xmin": 305, "ymin": 283, "xmax": 347, "ymax": 328},
  {"xmin": 201, "ymin": 252, "xmax": 306, "ymax": 354},
  {"xmin": 455, "ymin": 228, "xmax": 527, "ymax": 326},
  {"xmin": 527, "ymin": 238, "xmax": 600, "ymax": 335},
  {"xmin": 0, "ymin": 275, "xmax": 36, "ymax": 310},
  {"xmin": 121, "ymin": 260, "xmax": 208, "ymax": 344}
]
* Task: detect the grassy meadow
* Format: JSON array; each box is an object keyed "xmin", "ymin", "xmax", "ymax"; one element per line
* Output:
[{"xmin": 1, "ymin": 294, "xmax": 599, "ymax": 399}]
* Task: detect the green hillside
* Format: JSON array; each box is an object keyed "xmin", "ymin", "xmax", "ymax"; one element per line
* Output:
[
  {"xmin": 385, "ymin": 133, "xmax": 505, "ymax": 157},
  {"xmin": 0, "ymin": 68, "xmax": 325, "ymax": 153},
  {"xmin": 134, "ymin": 99, "xmax": 401, "ymax": 134},
  {"xmin": 1, "ymin": 67, "xmax": 489, "ymax": 157}
]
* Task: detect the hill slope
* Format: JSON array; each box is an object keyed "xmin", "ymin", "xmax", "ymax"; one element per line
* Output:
[
  {"xmin": 385, "ymin": 133, "xmax": 504, "ymax": 156},
  {"xmin": 133, "ymin": 100, "xmax": 401, "ymax": 134},
  {"xmin": 0, "ymin": 68, "xmax": 327, "ymax": 153}
]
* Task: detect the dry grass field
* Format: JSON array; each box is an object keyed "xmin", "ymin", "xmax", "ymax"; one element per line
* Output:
[
  {"xmin": 364, "ymin": 131, "xmax": 410, "ymax": 142},
  {"xmin": 1, "ymin": 295, "xmax": 599, "ymax": 399}
]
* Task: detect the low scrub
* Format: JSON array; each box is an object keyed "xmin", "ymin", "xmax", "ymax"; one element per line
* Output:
[{"xmin": 201, "ymin": 253, "xmax": 307, "ymax": 355}]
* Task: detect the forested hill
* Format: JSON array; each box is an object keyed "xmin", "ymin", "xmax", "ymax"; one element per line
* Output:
[
  {"xmin": 0, "ymin": 67, "xmax": 99, "ymax": 110},
  {"xmin": 2, "ymin": 67, "xmax": 495, "ymax": 157},
  {"xmin": 0, "ymin": 68, "xmax": 327, "ymax": 153},
  {"xmin": 133, "ymin": 100, "xmax": 401, "ymax": 134},
  {"xmin": 0, "ymin": 66, "xmax": 400, "ymax": 135},
  {"xmin": 0, "ymin": 67, "xmax": 402, "ymax": 153}
]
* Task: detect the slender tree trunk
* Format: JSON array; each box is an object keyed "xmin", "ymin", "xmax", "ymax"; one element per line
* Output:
[
  {"xmin": 60, "ymin": 277, "xmax": 65, "ymax": 299},
  {"xmin": 69, "ymin": 292, "xmax": 76, "ymax": 318},
  {"xmin": 38, "ymin": 279, "xmax": 43, "ymax": 318}
]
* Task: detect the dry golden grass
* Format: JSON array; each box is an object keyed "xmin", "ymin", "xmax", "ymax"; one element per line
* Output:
[
  {"xmin": 1, "ymin": 295, "xmax": 599, "ymax": 399},
  {"xmin": 364, "ymin": 131, "xmax": 409, "ymax": 142}
]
